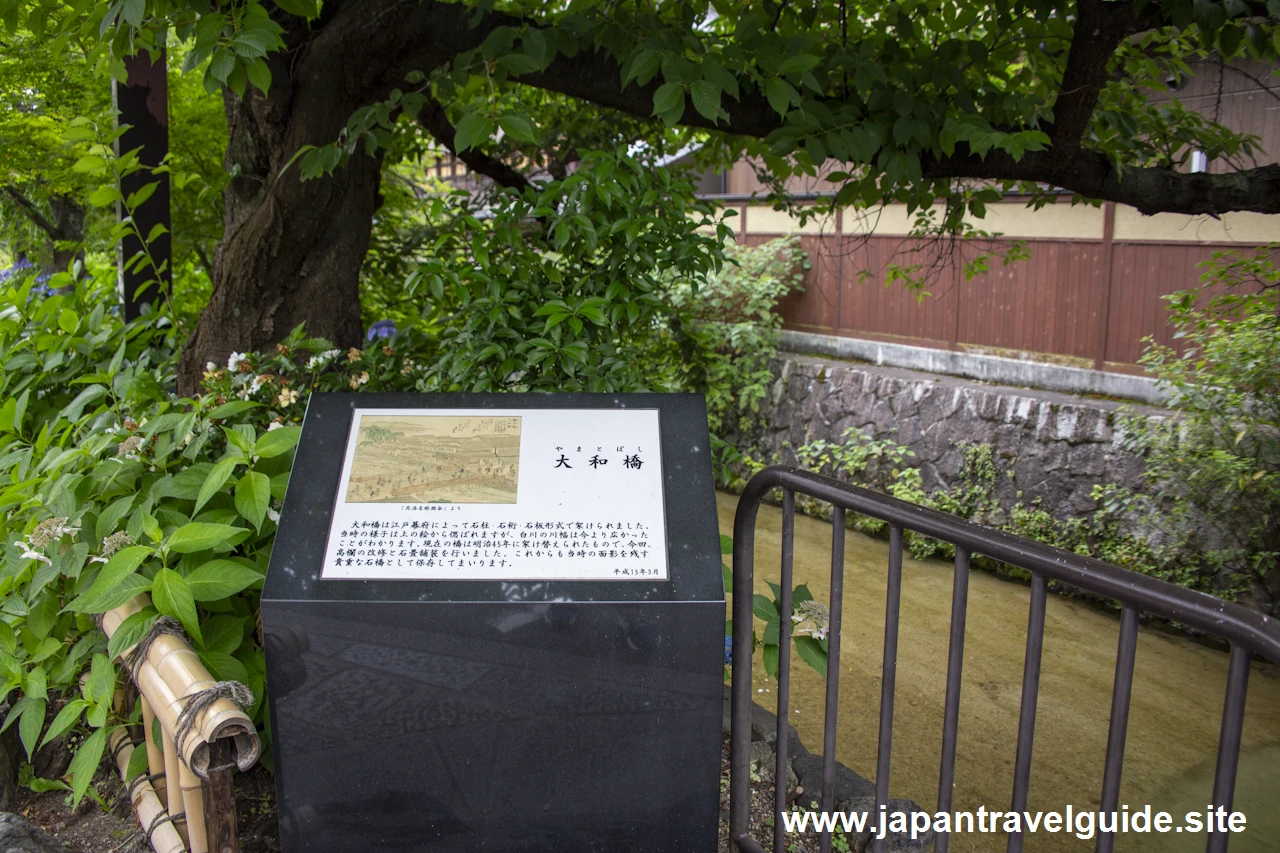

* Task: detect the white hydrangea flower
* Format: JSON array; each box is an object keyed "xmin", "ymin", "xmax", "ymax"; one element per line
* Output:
[
  {"xmin": 28, "ymin": 517, "xmax": 80, "ymax": 548},
  {"xmin": 18, "ymin": 543, "xmax": 52, "ymax": 566},
  {"xmin": 306, "ymin": 349, "xmax": 342, "ymax": 370},
  {"xmin": 116, "ymin": 434, "xmax": 144, "ymax": 459},
  {"xmin": 790, "ymin": 600, "xmax": 831, "ymax": 641},
  {"xmin": 100, "ymin": 530, "xmax": 135, "ymax": 558},
  {"xmin": 227, "ymin": 351, "xmax": 248, "ymax": 372}
]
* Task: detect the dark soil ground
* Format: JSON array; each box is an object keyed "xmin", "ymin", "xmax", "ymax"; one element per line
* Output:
[
  {"xmin": 13, "ymin": 761, "xmax": 281, "ymax": 853},
  {"xmin": 14, "ymin": 736, "xmax": 821, "ymax": 853}
]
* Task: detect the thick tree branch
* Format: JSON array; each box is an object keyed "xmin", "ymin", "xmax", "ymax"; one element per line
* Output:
[
  {"xmin": 2, "ymin": 186, "xmax": 59, "ymax": 238},
  {"xmin": 1049, "ymin": 0, "xmax": 1137, "ymax": 161},
  {"xmin": 320, "ymin": 0, "xmax": 1280, "ymax": 217},
  {"xmin": 416, "ymin": 96, "xmax": 533, "ymax": 192},
  {"xmin": 924, "ymin": 149, "xmax": 1280, "ymax": 216}
]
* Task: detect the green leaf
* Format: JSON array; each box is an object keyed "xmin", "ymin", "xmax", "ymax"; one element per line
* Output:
[
  {"xmin": 96, "ymin": 494, "xmax": 137, "ymax": 540},
  {"xmin": 497, "ymin": 53, "xmax": 541, "ymax": 75},
  {"xmin": 245, "ymin": 59, "xmax": 272, "ymax": 94},
  {"xmin": 794, "ymin": 635, "xmax": 828, "ymax": 677},
  {"xmin": 208, "ymin": 49, "xmax": 235, "ymax": 84},
  {"xmin": 720, "ymin": 534, "xmax": 733, "ymax": 555},
  {"xmin": 690, "ymin": 79, "xmax": 723, "ymax": 123},
  {"xmin": 184, "ymin": 560, "xmax": 264, "ymax": 602},
  {"xmin": 762, "ymin": 643, "xmax": 779, "ymax": 679},
  {"xmin": 106, "ymin": 608, "xmax": 157, "ymax": 662},
  {"xmin": 766, "ymin": 79, "xmax": 799, "ymax": 116},
  {"xmin": 234, "ymin": 471, "xmax": 271, "ymax": 531},
  {"xmin": 651, "ymin": 81, "xmax": 685, "ymax": 117},
  {"xmin": 208, "ymin": 400, "xmax": 261, "ymax": 419},
  {"xmin": 454, "ymin": 112, "xmax": 494, "ymax": 153},
  {"xmin": 68, "ymin": 727, "xmax": 106, "ymax": 807},
  {"xmin": 66, "ymin": 574, "xmax": 153, "ymax": 615},
  {"xmin": 41, "ymin": 699, "xmax": 88, "ymax": 749},
  {"xmin": 198, "ymin": 615, "xmax": 245, "ymax": 655},
  {"xmin": 125, "ymin": 741, "xmax": 149, "ymax": 781},
  {"xmin": 57, "ymin": 308, "xmax": 78, "ymax": 334},
  {"xmin": 167, "ymin": 464, "xmax": 214, "ymax": 501},
  {"xmin": 28, "ymin": 637, "xmax": 61, "ymax": 663},
  {"xmin": 200, "ymin": 650, "xmax": 248, "ymax": 683},
  {"xmin": 88, "ymin": 185, "xmax": 122, "ymax": 207},
  {"xmin": 195, "ymin": 455, "xmax": 239, "ymax": 513},
  {"xmin": 253, "ymin": 426, "xmax": 301, "ymax": 459},
  {"xmin": 19, "ymin": 698, "xmax": 45, "ymax": 759},
  {"xmin": 778, "ymin": 54, "xmax": 821, "ymax": 75},
  {"xmin": 121, "ymin": 0, "xmax": 144, "ymax": 28},
  {"xmin": 702, "ymin": 61, "xmax": 739, "ymax": 100},
  {"xmin": 498, "ymin": 114, "xmax": 539, "ymax": 144},
  {"xmin": 752, "ymin": 594, "xmax": 778, "ymax": 621},
  {"xmin": 151, "ymin": 569, "xmax": 201, "ymax": 643},
  {"xmin": 61, "ymin": 385, "xmax": 107, "ymax": 422},
  {"xmin": 89, "ymin": 653, "xmax": 114, "ymax": 706},
  {"xmin": 74, "ymin": 545, "xmax": 152, "ymax": 606},
  {"xmin": 167, "ymin": 522, "xmax": 250, "ymax": 554}
]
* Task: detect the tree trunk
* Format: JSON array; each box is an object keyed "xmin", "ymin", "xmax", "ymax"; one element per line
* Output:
[
  {"xmin": 46, "ymin": 195, "xmax": 85, "ymax": 274},
  {"xmin": 176, "ymin": 35, "xmax": 384, "ymax": 394}
]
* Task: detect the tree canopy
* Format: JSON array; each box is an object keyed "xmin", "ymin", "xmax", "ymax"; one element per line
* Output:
[{"xmin": 1, "ymin": 0, "xmax": 1278, "ymax": 384}]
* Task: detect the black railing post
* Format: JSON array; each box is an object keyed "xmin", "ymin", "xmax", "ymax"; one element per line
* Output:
[
  {"xmin": 726, "ymin": 466, "xmax": 1279, "ymax": 853},
  {"xmin": 818, "ymin": 508, "xmax": 846, "ymax": 853},
  {"xmin": 935, "ymin": 547, "xmax": 971, "ymax": 853}
]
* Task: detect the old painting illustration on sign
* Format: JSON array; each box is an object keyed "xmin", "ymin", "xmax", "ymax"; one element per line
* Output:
[{"xmin": 344, "ymin": 415, "xmax": 521, "ymax": 504}]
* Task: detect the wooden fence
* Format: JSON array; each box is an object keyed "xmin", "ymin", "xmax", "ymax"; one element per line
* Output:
[{"xmin": 749, "ymin": 202, "xmax": 1273, "ymax": 374}]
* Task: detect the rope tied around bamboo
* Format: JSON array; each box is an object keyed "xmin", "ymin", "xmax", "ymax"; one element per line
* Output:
[
  {"xmin": 125, "ymin": 616, "xmax": 185, "ymax": 680},
  {"xmin": 100, "ymin": 595, "xmax": 261, "ymax": 778},
  {"xmin": 175, "ymin": 681, "xmax": 254, "ymax": 758}
]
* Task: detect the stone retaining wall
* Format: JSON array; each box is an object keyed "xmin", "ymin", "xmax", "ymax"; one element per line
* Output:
[{"xmin": 725, "ymin": 355, "xmax": 1168, "ymax": 523}]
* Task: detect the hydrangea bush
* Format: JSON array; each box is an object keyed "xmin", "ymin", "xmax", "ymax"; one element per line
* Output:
[{"xmin": 0, "ymin": 270, "xmax": 433, "ymax": 798}]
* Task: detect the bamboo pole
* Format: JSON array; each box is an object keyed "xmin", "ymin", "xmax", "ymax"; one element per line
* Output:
[
  {"xmin": 108, "ymin": 727, "xmax": 187, "ymax": 853},
  {"xmin": 178, "ymin": 755, "xmax": 209, "ymax": 853},
  {"xmin": 141, "ymin": 696, "xmax": 168, "ymax": 803},
  {"xmin": 102, "ymin": 595, "xmax": 260, "ymax": 778},
  {"xmin": 162, "ymin": 724, "xmax": 190, "ymax": 848}
]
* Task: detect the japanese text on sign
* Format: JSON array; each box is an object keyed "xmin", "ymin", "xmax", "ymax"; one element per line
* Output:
[{"xmin": 321, "ymin": 408, "xmax": 668, "ymax": 581}]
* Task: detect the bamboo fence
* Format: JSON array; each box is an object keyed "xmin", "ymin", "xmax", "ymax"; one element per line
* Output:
[{"xmin": 100, "ymin": 594, "xmax": 261, "ymax": 853}]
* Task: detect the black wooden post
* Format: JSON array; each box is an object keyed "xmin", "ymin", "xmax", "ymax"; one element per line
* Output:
[
  {"xmin": 112, "ymin": 48, "xmax": 172, "ymax": 321},
  {"xmin": 202, "ymin": 737, "xmax": 240, "ymax": 853}
]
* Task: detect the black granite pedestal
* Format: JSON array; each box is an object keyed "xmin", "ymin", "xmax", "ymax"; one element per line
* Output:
[{"xmin": 263, "ymin": 393, "xmax": 724, "ymax": 853}]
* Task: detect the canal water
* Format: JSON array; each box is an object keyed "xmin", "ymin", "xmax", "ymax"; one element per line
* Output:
[{"xmin": 717, "ymin": 493, "xmax": 1280, "ymax": 853}]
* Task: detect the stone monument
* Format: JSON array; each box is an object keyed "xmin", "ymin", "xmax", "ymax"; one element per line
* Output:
[{"xmin": 263, "ymin": 393, "xmax": 724, "ymax": 852}]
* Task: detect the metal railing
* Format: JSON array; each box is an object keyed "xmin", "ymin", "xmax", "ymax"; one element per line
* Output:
[{"xmin": 728, "ymin": 466, "xmax": 1280, "ymax": 853}]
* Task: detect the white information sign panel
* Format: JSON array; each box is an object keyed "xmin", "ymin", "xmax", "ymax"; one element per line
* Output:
[{"xmin": 321, "ymin": 408, "xmax": 667, "ymax": 581}]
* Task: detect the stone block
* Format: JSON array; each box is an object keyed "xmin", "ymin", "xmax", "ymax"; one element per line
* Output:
[
  {"xmin": 1068, "ymin": 444, "xmax": 1107, "ymax": 477},
  {"xmin": 995, "ymin": 424, "xmax": 1023, "ymax": 458},
  {"xmin": 265, "ymin": 393, "xmax": 724, "ymax": 853}
]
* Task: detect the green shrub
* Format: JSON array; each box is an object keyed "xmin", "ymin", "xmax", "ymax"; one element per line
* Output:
[
  {"xmin": 0, "ymin": 147, "xmax": 804, "ymax": 798},
  {"xmin": 1106, "ymin": 246, "xmax": 1280, "ymax": 606},
  {"xmin": 0, "ymin": 268, "xmax": 441, "ymax": 795}
]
